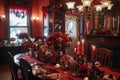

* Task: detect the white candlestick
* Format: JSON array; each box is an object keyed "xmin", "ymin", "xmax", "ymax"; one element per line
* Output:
[
  {"xmin": 113, "ymin": 17, "xmax": 115, "ymax": 28},
  {"xmin": 118, "ymin": 16, "xmax": 119, "ymax": 31},
  {"xmin": 104, "ymin": 18, "xmax": 106, "ymax": 28},
  {"xmin": 86, "ymin": 21, "xmax": 89, "ymax": 34},
  {"xmin": 84, "ymin": 77, "xmax": 89, "ymax": 80},
  {"xmin": 82, "ymin": 39, "xmax": 84, "ymax": 55},
  {"xmin": 108, "ymin": 17, "xmax": 110, "ymax": 29}
]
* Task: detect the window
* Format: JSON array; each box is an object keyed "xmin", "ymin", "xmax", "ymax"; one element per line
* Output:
[
  {"xmin": 9, "ymin": 8, "xmax": 29, "ymax": 43},
  {"xmin": 9, "ymin": 9, "xmax": 28, "ymax": 26},
  {"xmin": 43, "ymin": 13, "xmax": 49, "ymax": 37}
]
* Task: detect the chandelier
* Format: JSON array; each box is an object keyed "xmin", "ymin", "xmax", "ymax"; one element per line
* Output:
[
  {"xmin": 66, "ymin": 0, "xmax": 113, "ymax": 12},
  {"xmin": 66, "ymin": 0, "xmax": 114, "ymax": 34}
]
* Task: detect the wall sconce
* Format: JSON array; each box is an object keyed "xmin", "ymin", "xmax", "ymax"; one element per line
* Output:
[
  {"xmin": 32, "ymin": 16, "xmax": 39, "ymax": 22},
  {"xmin": 0, "ymin": 15, "xmax": 5, "ymax": 25}
]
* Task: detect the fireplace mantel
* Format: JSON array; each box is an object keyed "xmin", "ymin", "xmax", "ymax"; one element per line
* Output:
[
  {"xmin": 84, "ymin": 35, "xmax": 120, "ymax": 70},
  {"xmin": 84, "ymin": 35, "xmax": 120, "ymax": 46}
]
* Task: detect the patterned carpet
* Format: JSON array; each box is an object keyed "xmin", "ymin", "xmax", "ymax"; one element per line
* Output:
[{"xmin": 0, "ymin": 63, "xmax": 11, "ymax": 80}]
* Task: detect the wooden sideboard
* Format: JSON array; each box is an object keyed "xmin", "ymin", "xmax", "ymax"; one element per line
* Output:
[
  {"xmin": 83, "ymin": 35, "xmax": 120, "ymax": 70},
  {"xmin": 0, "ymin": 45, "xmax": 22, "ymax": 64}
]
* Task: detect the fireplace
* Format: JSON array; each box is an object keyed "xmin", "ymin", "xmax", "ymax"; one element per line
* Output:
[{"xmin": 84, "ymin": 35, "xmax": 120, "ymax": 70}]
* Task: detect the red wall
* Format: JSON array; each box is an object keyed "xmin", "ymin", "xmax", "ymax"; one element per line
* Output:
[
  {"xmin": 31, "ymin": 0, "xmax": 49, "ymax": 37},
  {"xmin": 0, "ymin": 0, "xmax": 49, "ymax": 39},
  {"xmin": 0, "ymin": 0, "xmax": 120, "ymax": 39},
  {"xmin": 0, "ymin": 0, "xmax": 5, "ymax": 39}
]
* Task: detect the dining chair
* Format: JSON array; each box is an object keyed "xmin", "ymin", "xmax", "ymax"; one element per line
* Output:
[
  {"xmin": 59, "ymin": 76, "xmax": 73, "ymax": 80},
  {"xmin": 94, "ymin": 48, "xmax": 112, "ymax": 67},
  {"xmin": 22, "ymin": 41, "xmax": 33, "ymax": 53},
  {"xmin": 8, "ymin": 52, "xmax": 23, "ymax": 80},
  {"xmin": 19, "ymin": 58, "xmax": 41, "ymax": 80}
]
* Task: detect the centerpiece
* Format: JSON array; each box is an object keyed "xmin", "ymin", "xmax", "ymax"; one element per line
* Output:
[
  {"xmin": 17, "ymin": 32, "xmax": 29, "ymax": 43},
  {"xmin": 46, "ymin": 32, "xmax": 72, "ymax": 53}
]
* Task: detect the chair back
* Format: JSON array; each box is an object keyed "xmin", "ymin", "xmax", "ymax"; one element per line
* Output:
[
  {"xmin": 59, "ymin": 77, "xmax": 73, "ymax": 80},
  {"xmin": 94, "ymin": 48, "xmax": 112, "ymax": 67},
  {"xmin": 19, "ymin": 58, "xmax": 33, "ymax": 80},
  {"xmin": 22, "ymin": 41, "xmax": 33, "ymax": 53},
  {"xmin": 8, "ymin": 52, "xmax": 20, "ymax": 80}
]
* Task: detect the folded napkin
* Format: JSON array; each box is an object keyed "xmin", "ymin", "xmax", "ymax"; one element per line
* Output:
[{"xmin": 47, "ymin": 73, "xmax": 62, "ymax": 79}]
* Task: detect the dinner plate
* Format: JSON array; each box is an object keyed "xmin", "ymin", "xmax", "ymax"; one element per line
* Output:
[{"xmin": 103, "ymin": 74, "xmax": 116, "ymax": 80}]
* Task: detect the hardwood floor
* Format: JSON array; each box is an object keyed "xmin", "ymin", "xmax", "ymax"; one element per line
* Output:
[{"xmin": 0, "ymin": 63, "xmax": 11, "ymax": 80}]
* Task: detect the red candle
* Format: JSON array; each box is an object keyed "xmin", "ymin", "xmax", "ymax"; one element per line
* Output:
[
  {"xmin": 82, "ymin": 39, "xmax": 84, "ymax": 55},
  {"xmin": 77, "ymin": 41, "xmax": 80, "ymax": 54},
  {"xmin": 91, "ymin": 45, "xmax": 95, "ymax": 60},
  {"xmin": 74, "ymin": 48, "xmax": 77, "ymax": 55}
]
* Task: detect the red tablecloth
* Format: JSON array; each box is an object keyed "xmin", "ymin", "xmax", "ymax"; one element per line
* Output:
[{"xmin": 15, "ymin": 53, "xmax": 120, "ymax": 80}]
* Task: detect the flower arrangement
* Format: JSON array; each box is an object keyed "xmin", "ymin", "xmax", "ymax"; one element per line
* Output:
[
  {"xmin": 95, "ymin": 29, "xmax": 113, "ymax": 35},
  {"xmin": 46, "ymin": 32, "xmax": 72, "ymax": 50},
  {"xmin": 17, "ymin": 32, "xmax": 29, "ymax": 39}
]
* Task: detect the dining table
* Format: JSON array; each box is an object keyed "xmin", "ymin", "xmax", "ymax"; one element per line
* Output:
[{"xmin": 14, "ymin": 52, "xmax": 120, "ymax": 80}]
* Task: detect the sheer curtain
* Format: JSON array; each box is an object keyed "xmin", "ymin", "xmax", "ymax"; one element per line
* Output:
[{"xmin": 9, "ymin": 5, "xmax": 30, "ymax": 43}]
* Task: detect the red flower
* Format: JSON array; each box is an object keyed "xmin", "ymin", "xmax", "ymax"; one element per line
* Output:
[
  {"xmin": 17, "ymin": 32, "xmax": 29, "ymax": 39},
  {"xmin": 46, "ymin": 32, "xmax": 72, "ymax": 50},
  {"xmin": 95, "ymin": 29, "xmax": 112, "ymax": 35}
]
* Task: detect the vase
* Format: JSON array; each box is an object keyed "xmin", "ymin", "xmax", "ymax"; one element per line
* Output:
[
  {"xmin": 65, "ymin": 47, "xmax": 69, "ymax": 54},
  {"xmin": 22, "ymin": 37, "xmax": 27, "ymax": 43}
]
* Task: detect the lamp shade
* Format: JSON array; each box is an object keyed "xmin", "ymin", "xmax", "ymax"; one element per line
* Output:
[
  {"xmin": 66, "ymin": 1, "xmax": 75, "ymax": 9},
  {"xmin": 81, "ymin": 0, "xmax": 93, "ymax": 7},
  {"xmin": 101, "ymin": 0, "xmax": 111, "ymax": 8},
  {"xmin": 107, "ymin": 3, "xmax": 113, "ymax": 10},
  {"xmin": 77, "ymin": 5, "xmax": 84, "ymax": 12},
  {"xmin": 95, "ymin": 4, "xmax": 102, "ymax": 12}
]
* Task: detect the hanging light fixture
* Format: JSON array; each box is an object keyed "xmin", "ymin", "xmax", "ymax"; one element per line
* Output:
[
  {"xmin": 66, "ymin": 0, "xmax": 113, "ymax": 12},
  {"xmin": 107, "ymin": 3, "xmax": 113, "ymax": 10},
  {"xmin": 101, "ymin": 0, "xmax": 111, "ymax": 8},
  {"xmin": 0, "ymin": 15, "xmax": 6, "ymax": 25},
  {"xmin": 66, "ymin": 1, "xmax": 75, "ymax": 9},
  {"xmin": 76, "ymin": 5, "xmax": 84, "ymax": 12},
  {"xmin": 81, "ymin": 0, "xmax": 93, "ymax": 7},
  {"xmin": 95, "ymin": 4, "xmax": 102, "ymax": 12},
  {"xmin": 66, "ymin": 0, "xmax": 114, "ymax": 34},
  {"xmin": 0, "ymin": 15, "xmax": 5, "ymax": 21}
]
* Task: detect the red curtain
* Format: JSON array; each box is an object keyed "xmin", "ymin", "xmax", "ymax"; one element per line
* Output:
[{"xmin": 9, "ymin": 5, "xmax": 30, "ymax": 14}]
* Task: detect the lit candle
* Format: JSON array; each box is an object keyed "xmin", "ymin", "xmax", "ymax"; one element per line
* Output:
[
  {"xmin": 118, "ymin": 16, "xmax": 119, "ymax": 31},
  {"xmin": 35, "ymin": 44, "xmax": 38, "ymax": 50},
  {"xmin": 77, "ymin": 41, "xmax": 80, "ymax": 54},
  {"xmin": 108, "ymin": 17, "xmax": 110, "ymax": 29},
  {"xmin": 113, "ymin": 17, "xmax": 115, "ymax": 28},
  {"xmin": 86, "ymin": 22, "xmax": 89, "ymax": 34},
  {"xmin": 84, "ymin": 77, "xmax": 89, "ymax": 80},
  {"xmin": 74, "ymin": 48, "xmax": 77, "ymax": 55},
  {"xmin": 82, "ymin": 39, "xmax": 84, "ymax": 55},
  {"xmin": 91, "ymin": 45, "xmax": 95, "ymax": 60}
]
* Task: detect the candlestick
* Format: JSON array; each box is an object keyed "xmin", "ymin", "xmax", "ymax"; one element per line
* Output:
[
  {"xmin": 86, "ymin": 21, "xmax": 89, "ymax": 34},
  {"xmin": 35, "ymin": 44, "xmax": 38, "ymax": 50},
  {"xmin": 108, "ymin": 17, "xmax": 110, "ymax": 29},
  {"xmin": 118, "ymin": 16, "xmax": 119, "ymax": 32},
  {"xmin": 77, "ymin": 41, "xmax": 80, "ymax": 54},
  {"xmin": 113, "ymin": 17, "xmax": 115, "ymax": 29},
  {"xmin": 74, "ymin": 48, "xmax": 77, "ymax": 55},
  {"xmin": 84, "ymin": 77, "xmax": 89, "ymax": 80},
  {"xmin": 82, "ymin": 39, "xmax": 84, "ymax": 55},
  {"xmin": 91, "ymin": 45, "xmax": 95, "ymax": 60}
]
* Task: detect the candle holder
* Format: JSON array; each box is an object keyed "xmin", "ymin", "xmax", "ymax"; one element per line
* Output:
[{"xmin": 85, "ymin": 21, "xmax": 89, "ymax": 35}]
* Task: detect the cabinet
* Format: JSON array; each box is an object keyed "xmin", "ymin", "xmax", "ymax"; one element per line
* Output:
[
  {"xmin": 84, "ymin": 35, "xmax": 120, "ymax": 70},
  {"xmin": 0, "ymin": 46, "xmax": 22, "ymax": 64},
  {"xmin": 48, "ymin": 6, "xmax": 65, "ymax": 34}
]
